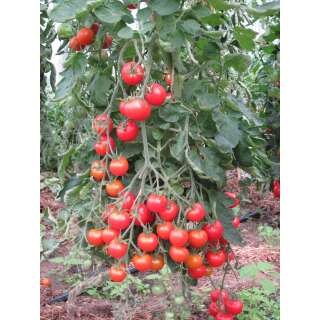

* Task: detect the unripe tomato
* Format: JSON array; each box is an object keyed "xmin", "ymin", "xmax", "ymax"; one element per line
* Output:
[
  {"xmin": 146, "ymin": 194, "xmax": 167, "ymax": 213},
  {"xmin": 94, "ymin": 136, "xmax": 116, "ymax": 156},
  {"xmin": 210, "ymin": 289, "xmax": 229, "ymax": 303},
  {"xmin": 91, "ymin": 22, "xmax": 99, "ymax": 35},
  {"xmin": 169, "ymin": 228, "xmax": 189, "ymax": 247},
  {"xmin": 169, "ymin": 246, "xmax": 189, "ymax": 263},
  {"xmin": 206, "ymin": 250, "xmax": 226, "ymax": 268},
  {"xmin": 109, "ymin": 156, "xmax": 129, "ymax": 176},
  {"xmin": 225, "ymin": 299, "xmax": 243, "ymax": 315},
  {"xmin": 203, "ymin": 220, "xmax": 224, "ymax": 241},
  {"xmin": 174, "ymin": 295, "xmax": 185, "ymax": 305},
  {"xmin": 87, "ymin": 229, "xmax": 104, "ymax": 246},
  {"xmin": 121, "ymin": 61, "xmax": 144, "ymax": 86},
  {"xmin": 90, "ymin": 160, "xmax": 106, "ymax": 181},
  {"xmin": 77, "ymin": 27, "xmax": 94, "ymax": 46},
  {"xmin": 215, "ymin": 312, "xmax": 234, "ymax": 320},
  {"xmin": 145, "ymin": 83, "xmax": 167, "ymax": 106},
  {"xmin": 106, "ymin": 180, "xmax": 125, "ymax": 197},
  {"xmin": 92, "ymin": 113, "xmax": 113, "ymax": 135},
  {"xmin": 119, "ymin": 98, "xmax": 151, "ymax": 121},
  {"xmin": 151, "ymin": 283, "xmax": 166, "ymax": 295},
  {"xmin": 137, "ymin": 232, "xmax": 159, "ymax": 252},
  {"xmin": 57, "ymin": 23, "xmax": 73, "ymax": 39},
  {"xmin": 121, "ymin": 191, "xmax": 136, "ymax": 210},
  {"xmin": 188, "ymin": 229, "xmax": 208, "ymax": 248},
  {"xmin": 101, "ymin": 227, "xmax": 120, "ymax": 244},
  {"xmin": 151, "ymin": 254, "xmax": 165, "ymax": 271},
  {"xmin": 131, "ymin": 203, "xmax": 155, "ymax": 226},
  {"xmin": 40, "ymin": 278, "xmax": 52, "ymax": 287},
  {"xmin": 232, "ymin": 217, "xmax": 240, "ymax": 229},
  {"xmin": 69, "ymin": 36, "xmax": 82, "ymax": 51},
  {"xmin": 106, "ymin": 239, "xmax": 128, "ymax": 259},
  {"xmin": 156, "ymin": 221, "xmax": 174, "ymax": 240},
  {"xmin": 116, "ymin": 120, "xmax": 140, "ymax": 142},
  {"xmin": 188, "ymin": 265, "xmax": 207, "ymax": 279},
  {"xmin": 186, "ymin": 203, "xmax": 206, "ymax": 222},
  {"xmin": 185, "ymin": 254, "xmax": 203, "ymax": 269},
  {"xmin": 208, "ymin": 301, "xmax": 220, "ymax": 317},
  {"xmin": 108, "ymin": 209, "xmax": 131, "ymax": 230},
  {"xmin": 102, "ymin": 35, "xmax": 113, "ymax": 49},
  {"xmin": 131, "ymin": 254, "xmax": 152, "ymax": 272},
  {"xmin": 164, "ymin": 73, "xmax": 172, "ymax": 86},
  {"xmin": 108, "ymin": 265, "xmax": 127, "ymax": 282},
  {"xmin": 158, "ymin": 200, "xmax": 179, "ymax": 221}
]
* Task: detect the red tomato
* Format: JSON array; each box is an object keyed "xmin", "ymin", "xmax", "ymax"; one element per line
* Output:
[
  {"xmin": 208, "ymin": 301, "xmax": 220, "ymax": 317},
  {"xmin": 186, "ymin": 203, "xmax": 206, "ymax": 222},
  {"xmin": 87, "ymin": 229, "xmax": 104, "ymax": 246},
  {"xmin": 94, "ymin": 136, "xmax": 116, "ymax": 156},
  {"xmin": 40, "ymin": 278, "xmax": 52, "ymax": 287},
  {"xmin": 169, "ymin": 228, "xmax": 189, "ymax": 247},
  {"xmin": 228, "ymin": 251, "xmax": 235, "ymax": 261},
  {"xmin": 91, "ymin": 23, "xmax": 99, "ymax": 35},
  {"xmin": 137, "ymin": 232, "xmax": 159, "ymax": 252},
  {"xmin": 108, "ymin": 265, "xmax": 126, "ymax": 282},
  {"xmin": 232, "ymin": 217, "xmax": 240, "ymax": 229},
  {"xmin": 229, "ymin": 198, "xmax": 240, "ymax": 209},
  {"xmin": 101, "ymin": 227, "xmax": 119, "ymax": 244},
  {"xmin": 145, "ymin": 83, "xmax": 167, "ymax": 106},
  {"xmin": 131, "ymin": 203, "xmax": 155, "ymax": 226},
  {"xmin": 151, "ymin": 254, "xmax": 164, "ymax": 271},
  {"xmin": 69, "ymin": 36, "xmax": 82, "ymax": 51},
  {"xmin": 225, "ymin": 299, "xmax": 244, "ymax": 315},
  {"xmin": 102, "ymin": 35, "xmax": 113, "ymax": 49},
  {"xmin": 127, "ymin": 4, "xmax": 138, "ymax": 9},
  {"xmin": 169, "ymin": 246, "xmax": 189, "ymax": 263},
  {"xmin": 90, "ymin": 160, "xmax": 106, "ymax": 181},
  {"xmin": 77, "ymin": 27, "xmax": 94, "ymax": 46},
  {"xmin": 273, "ymin": 180, "xmax": 280, "ymax": 199},
  {"xmin": 106, "ymin": 179, "xmax": 125, "ymax": 197},
  {"xmin": 106, "ymin": 239, "xmax": 128, "ymax": 259},
  {"xmin": 203, "ymin": 220, "xmax": 224, "ymax": 241},
  {"xmin": 156, "ymin": 221, "xmax": 174, "ymax": 240},
  {"xmin": 188, "ymin": 265, "xmax": 207, "ymax": 279},
  {"xmin": 158, "ymin": 200, "xmax": 179, "ymax": 221},
  {"xmin": 146, "ymin": 194, "xmax": 167, "ymax": 213},
  {"xmin": 116, "ymin": 120, "xmax": 140, "ymax": 142},
  {"xmin": 121, "ymin": 61, "xmax": 144, "ymax": 86},
  {"xmin": 92, "ymin": 113, "xmax": 113, "ymax": 135},
  {"xmin": 215, "ymin": 312, "xmax": 234, "ymax": 320},
  {"xmin": 164, "ymin": 73, "xmax": 172, "ymax": 86},
  {"xmin": 131, "ymin": 254, "xmax": 152, "ymax": 272},
  {"xmin": 185, "ymin": 254, "xmax": 203, "ymax": 269},
  {"xmin": 188, "ymin": 229, "xmax": 208, "ymax": 248},
  {"xmin": 121, "ymin": 191, "xmax": 136, "ymax": 210},
  {"xmin": 119, "ymin": 98, "xmax": 151, "ymax": 121},
  {"xmin": 206, "ymin": 250, "xmax": 226, "ymax": 268},
  {"xmin": 109, "ymin": 156, "xmax": 129, "ymax": 176},
  {"xmin": 210, "ymin": 289, "xmax": 229, "ymax": 303},
  {"xmin": 108, "ymin": 209, "xmax": 131, "ymax": 230}
]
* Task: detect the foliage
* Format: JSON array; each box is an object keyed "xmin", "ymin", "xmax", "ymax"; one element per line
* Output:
[{"xmin": 257, "ymin": 224, "xmax": 280, "ymax": 246}]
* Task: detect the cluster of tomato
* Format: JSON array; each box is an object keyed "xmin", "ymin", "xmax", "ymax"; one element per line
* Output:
[{"xmin": 208, "ymin": 289, "xmax": 244, "ymax": 320}]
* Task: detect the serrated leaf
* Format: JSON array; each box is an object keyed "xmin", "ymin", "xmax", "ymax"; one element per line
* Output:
[
  {"xmin": 150, "ymin": 0, "xmax": 180, "ymax": 16},
  {"xmin": 117, "ymin": 26, "xmax": 134, "ymax": 39},
  {"xmin": 49, "ymin": 0, "xmax": 88, "ymax": 22},
  {"xmin": 234, "ymin": 27, "xmax": 257, "ymax": 51},
  {"xmin": 94, "ymin": 2, "xmax": 126, "ymax": 24}
]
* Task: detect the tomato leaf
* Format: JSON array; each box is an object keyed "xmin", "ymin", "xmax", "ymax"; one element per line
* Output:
[
  {"xmin": 49, "ymin": 0, "xmax": 88, "ymax": 22},
  {"xmin": 149, "ymin": 0, "xmax": 180, "ymax": 16},
  {"xmin": 224, "ymin": 53, "xmax": 251, "ymax": 73},
  {"xmin": 117, "ymin": 27, "xmax": 134, "ymax": 39}
]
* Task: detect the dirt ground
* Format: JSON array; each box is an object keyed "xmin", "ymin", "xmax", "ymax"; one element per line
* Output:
[{"xmin": 40, "ymin": 176, "xmax": 280, "ymax": 320}]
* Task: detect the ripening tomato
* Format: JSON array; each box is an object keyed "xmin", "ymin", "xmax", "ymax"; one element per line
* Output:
[
  {"xmin": 91, "ymin": 22, "xmax": 99, "ymax": 35},
  {"xmin": 208, "ymin": 301, "xmax": 220, "ymax": 317},
  {"xmin": 210, "ymin": 289, "xmax": 229, "ymax": 303},
  {"xmin": 145, "ymin": 83, "xmax": 167, "ymax": 106},
  {"xmin": 273, "ymin": 180, "xmax": 280, "ymax": 199},
  {"xmin": 205, "ymin": 265, "xmax": 213, "ymax": 276},
  {"xmin": 151, "ymin": 254, "xmax": 164, "ymax": 271},
  {"xmin": 119, "ymin": 98, "xmax": 151, "ymax": 121},
  {"xmin": 146, "ymin": 194, "xmax": 167, "ymax": 213},
  {"xmin": 87, "ymin": 229, "xmax": 104, "ymax": 246},
  {"xmin": 40, "ymin": 278, "xmax": 52, "ymax": 287},
  {"xmin": 203, "ymin": 220, "xmax": 224, "ymax": 241},
  {"xmin": 109, "ymin": 156, "xmax": 129, "ymax": 177},
  {"xmin": 108, "ymin": 265, "xmax": 126, "ymax": 282},
  {"xmin": 225, "ymin": 299, "xmax": 243, "ymax": 315},
  {"xmin": 164, "ymin": 73, "xmax": 172, "ymax": 86},
  {"xmin": 131, "ymin": 203, "xmax": 155, "ymax": 226},
  {"xmin": 121, "ymin": 191, "xmax": 136, "ymax": 210},
  {"xmin": 185, "ymin": 254, "xmax": 203, "ymax": 269},
  {"xmin": 69, "ymin": 36, "xmax": 81, "ymax": 51},
  {"xmin": 90, "ymin": 160, "xmax": 106, "ymax": 181},
  {"xmin": 169, "ymin": 246, "xmax": 189, "ymax": 263},
  {"xmin": 102, "ymin": 35, "xmax": 113, "ymax": 49},
  {"xmin": 158, "ymin": 200, "xmax": 179, "ymax": 221},
  {"xmin": 77, "ymin": 27, "xmax": 94, "ymax": 46},
  {"xmin": 206, "ymin": 250, "xmax": 226, "ymax": 268},
  {"xmin": 116, "ymin": 120, "xmax": 140, "ymax": 142},
  {"xmin": 188, "ymin": 229, "xmax": 208, "ymax": 248},
  {"xmin": 101, "ymin": 227, "xmax": 120, "ymax": 244},
  {"xmin": 94, "ymin": 136, "xmax": 116, "ymax": 156},
  {"xmin": 186, "ymin": 203, "xmax": 206, "ymax": 222},
  {"xmin": 121, "ymin": 61, "xmax": 144, "ymax": 86},
  {"xmin": 137, "ymin": 232, "xmax": 159, "ymax": 252},
  {"xmin": 131, "ymin": 254, "xmax": 152, "ymax": 272},
  {"xmin": 215, "ymin": 312, "xmax": 234, "ymax": 320},
  {"xmin": 106, "ymin": 239, "xmax": 128, "ymax": 259},
  {"xmin": 92, "ymin": 113, "xmax": 113, "ymax": 135},
  {"xmin": 156, "ymin": 221, "xmax": 174, "ymax": 240},
  {"xmin": 188, "ymin": 265, "xmax": 207, "ymax": 279},
  {"xmin": 108, "ymin": 209, "xmax": 131, "ymax": 230},
  {"xmin": 232, "ymin": 217, "xmax": 240, "ymax": 229},
  {"xmin": 169, "ymin": 228, "xmax": 189, "ymax": 247},
  {"xmin": 106, "ymin": 180, "xmax": 125, "ymax": 197}
]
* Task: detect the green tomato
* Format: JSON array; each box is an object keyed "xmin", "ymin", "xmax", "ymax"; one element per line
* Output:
[
  {"xmin": 151, "ymin": 284, "xmax": 166, "ymax": 296},
  {"xmin": 57, "ymin": 23, "xmax": 73, "ymax": 39},
  {"xmin": 174, "ymin": 295, "xmax": 185, "ymax": 305}
]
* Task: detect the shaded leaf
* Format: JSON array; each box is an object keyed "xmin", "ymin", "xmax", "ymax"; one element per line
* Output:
[
  {"xmin": 149, "ymin": 0, "xmax": 180, "ymax": 16},
  {"xmin": 49, "ymin": 0, "xmax": 88, "ymax": 22}
]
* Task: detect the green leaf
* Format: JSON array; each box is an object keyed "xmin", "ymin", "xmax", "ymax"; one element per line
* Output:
[
  {"xmin": 181, "ymin": 19, "xmax": 201, "ymax": 34},
  {"xmin": 247, "ymin": 1, "xmax": 280, "ymax": 17},
  {"xmin": 58, "ymin": 146, "xmax": 76, "ymax": 182},
  {"xmin": 239, "ymin": 264, "xmax": 260, "ymax": 279},
  {"xmin": 121, "ymin": 143, "xmax": 143, "ymax": 159},
  {"xmin": 49, "ymin": 257, "xmax": 65, "ymax": 264},
  {"xmin": 89, "ymin": 72, "xmax": 111, "ymax": 106},
  {"xmin": 259, "ymin": 278, "xmax": 277, "ymax": 294},
  {"xmin": 117, "ymin": 26, "xmax": 134, "ymax": 39},
  {"xmin": 152, "ymin": 129, "xmax": 164, "ymax": 141},
  {"xmin": 159, "ymin": 106, "xmax": 181, "ymax": 122},
  {"xmin": 257, "ymin": 261, "xmax": 274, "ymax": 272},
  {"xmin": 94, "ymin": 2, "xmax": 126, "ymax": 24},
  {"xmin": 197, "ymin": 93, "xmax": 220, "ymax": 111},
  {"xmin": 149, "ymin": 0, "xmax": 180, "ymax": 16},
  {"xmin": 224, "ymin": 53, "xmax": 251, "ymax": 73},
  {"xmin": 170, "ymin": 131, "xmax": 185, "ymax": 162},
  {"xmin": 49, "ymin": 0, "xmax": 88, "ymax": 22},
  {"xmin": 234, "ymin": 27, "xmax": 257, "ymax": 51}
]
